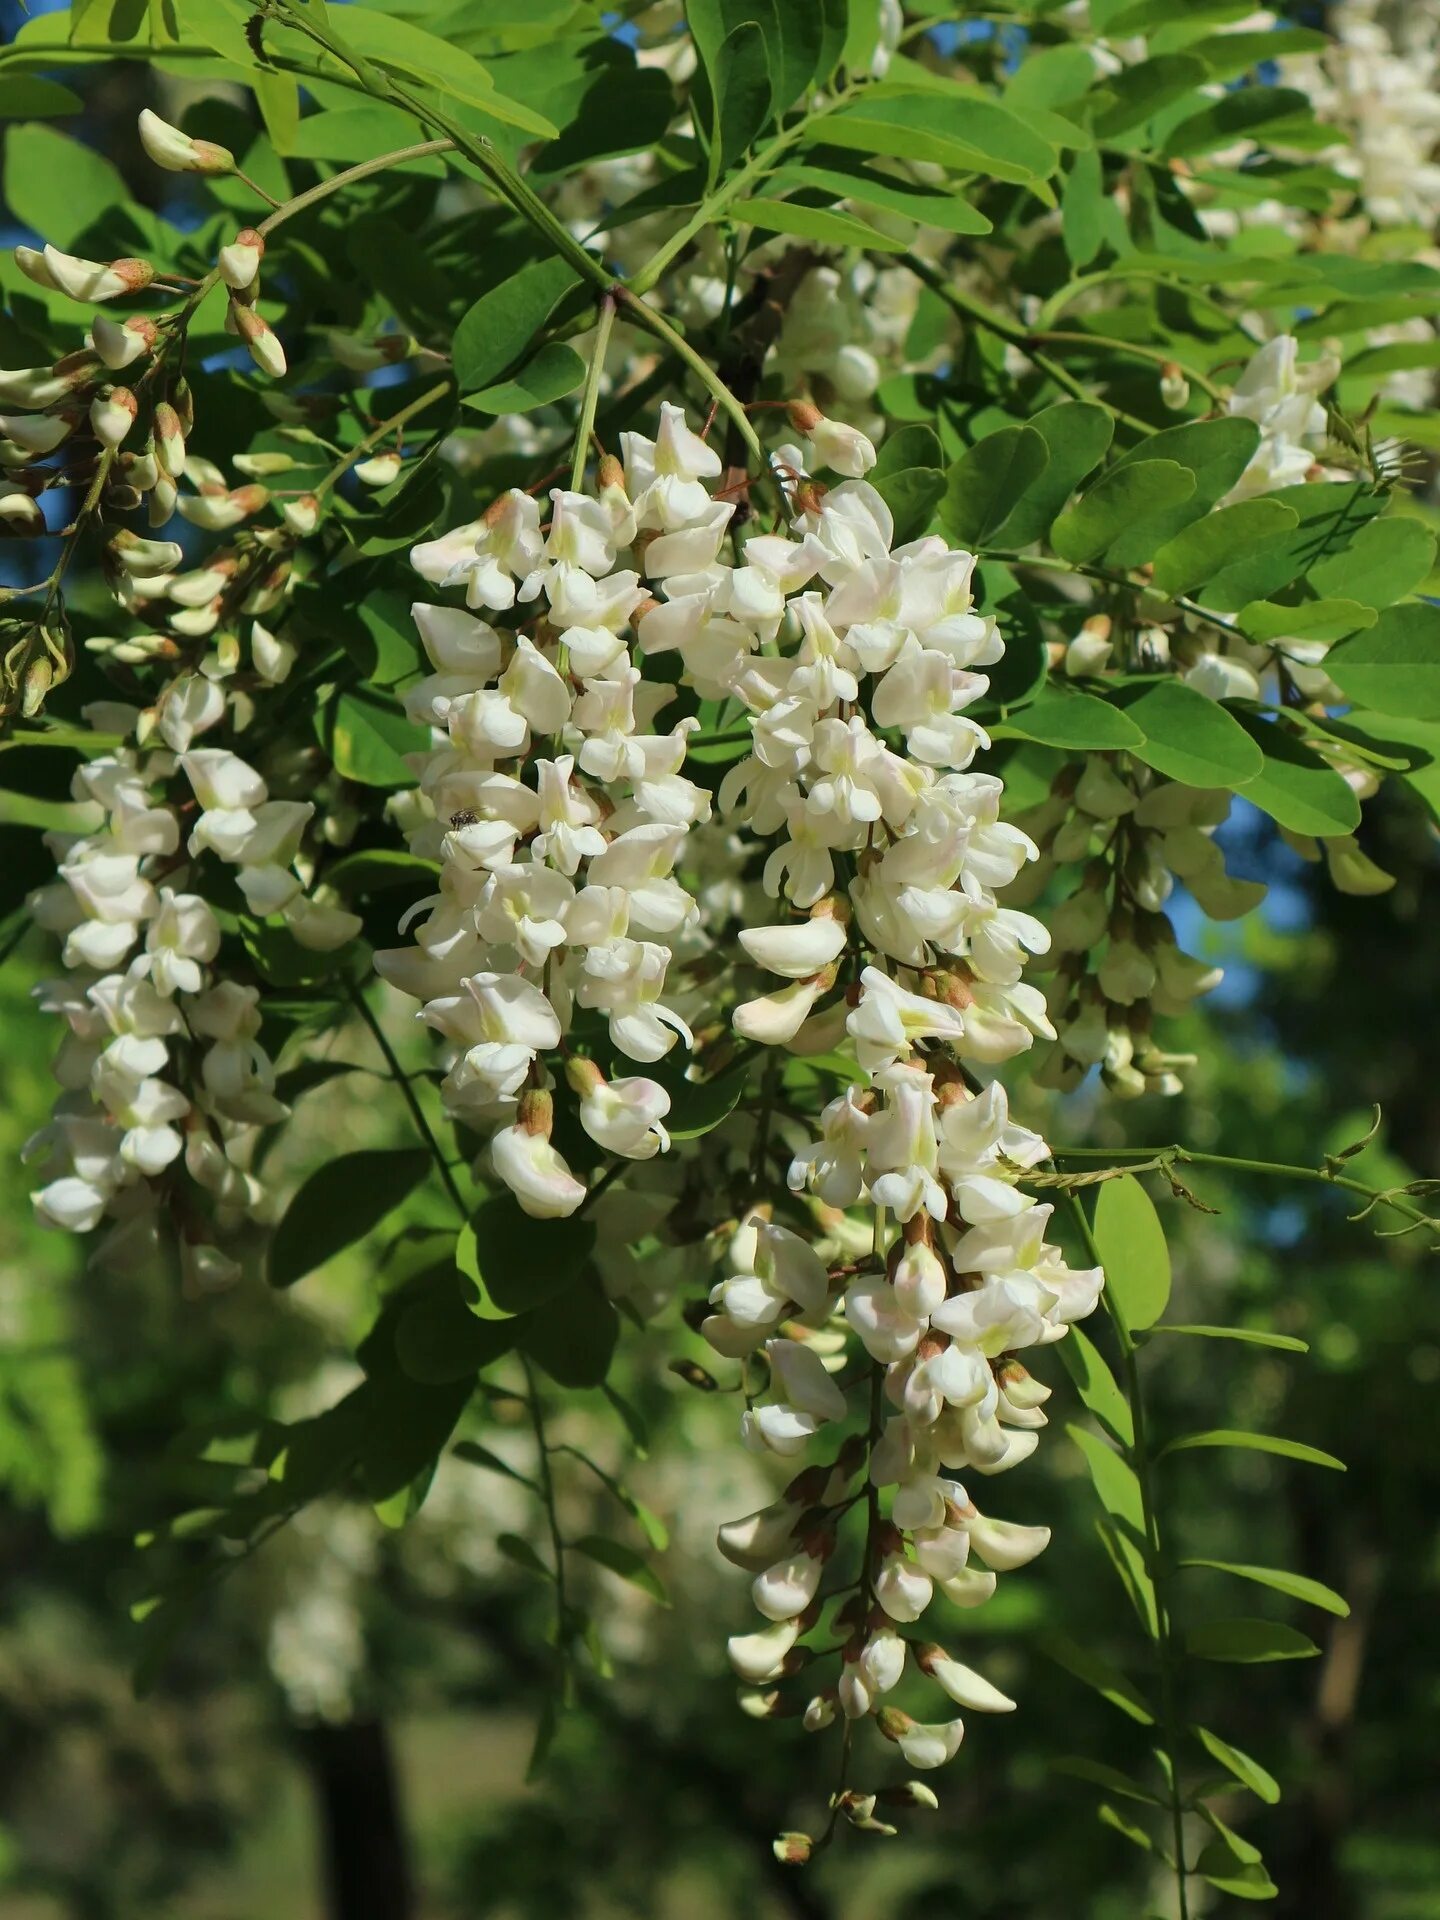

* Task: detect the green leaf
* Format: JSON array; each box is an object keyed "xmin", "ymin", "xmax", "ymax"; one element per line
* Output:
[
  {"xmin": 1039, "ymin": 1630, "xmax": 1156, "ymax": 1725},
  {"xmin": 461, "ymin": 342, "xmax": 587, "ymax": 415},
  {"xmin": 1195, "ymin": 1844, "xmax": 1279, "ymax": 1901},
  {"xmin": 453, "ymin": 257, "xmax": 584, "ymax": 392},
  {"xmin": 1092, "ymin": 1174, "xmax": 1171, "ymax": 1333},
  {"xmin": 1105, "ymin": 419, "xmax": 1262, "ymax": 565},
  {"xmin": 644, "ymin": 1056, "xmax": 750, "ymax": 1140},
  {"xmin": 991, "ymin": 401, "xmax": 1114, "ymax": 548},
  {"xmin": 571, "ymin": 1534, "xmax": 668, "ymax": 1606},
  {"xmin": 324, "ymin": 849, "xmax": 441, "ymax": 896},
  {"xmin": 1051, "ymin": 1757, "xmax": 1164, "ymax": 1807},
  {"xmin": 872, "ymin": 467, "xmax": 946, "ymax": 546},
  {"xmin": 3, "ymin": 124, "xmax": 128, "ymax": 251},
  {"xmin": 331, "ymin": 7, "xmax": 559, "ymax": 136},
  {"xmin": 1092, "ymin": 55, "xmax": 1210, "ymax": 138},
  {"xmin": 1051, "ymin": 461, "xmax": 1197, "ymax": 564},
  {"xmin": 395, "ymin": 1278, "xmax": 517, "ymax": 1384},
  {"xmin": 731, "ymin": 196, "xmax": 908, "ymax": 252},
  {"xmin": 0, "ymin": 76, "xmax": 84, "ymax": 117},
  {"xmin": 818, "ymin": 93, "xmax": 1055, "ymax": 188},
  {"xmin": 1193, "ymin": 1725, "xmax": 1281, "ymax": 1804},
  {"xmin": 452, "ymin": 1440, "xmax": 538, "ymax": 1490},
  {"xmin": 1161, "ymin": 1429, "xmax": 1345, "ymax": 1470},
  {"xmin": 993, "ymin": 689, "xmax": 1145, "ymax": 751},
  {"xmin": 497, "ymin": 1532, "xmax": 553, "ymax": 1579},
  {"xmin": 1179, "ymin": 1559, "xmax": 1350, "ymax": 1618},
  {"xmin": 465, "ymin": 1192, "xmax": 596, "ymax": 1319},
  {"xmin": 1138, "ymin": 1323, "xmax": 1308, "ymax": 1353},
  {"xmin": 1117, "ymin": 681, "xmax": 1265, "ymax": 791},
  {"xmin": 714, "ymin": 23, "xmax": 773, "ymax": 173},
  {"xmin": 1061, "ymin": 146, "xmax": 1108, "ymax": 269},
  {"xmin": 1150, "ymin": 500, "xmax": 1299, "ymax": 596},
  {"xmin": 319, "ymin": 687, "xmax": 430, "ymax": 789},
  {"xmin": 941, "ymin": 426, "xmax": 1050, "ymax": 547},
  {"xmin": 1232, "ymin": 717, "xmax": 1365, "ymax": 837},
  {"xmin": 1163, "ymin": 85, "xmax": 1315, "ymax": 159},
  {"xmin": 1307, "ymin": 516, "xmax": 1438, "ymax": 611},
  {"xmin": 1185, "ymin": 1618, "xmax": 1319, "ymax": 1664},
  {"xmin": 1096, "ymin": 1803, "xmax": 1160, "ymax": 1860},
  {"xmin": 771, "ymin": 157, "xmax": 992, "ymax": 234},
  {"xmin": 270, "ymin": 1149, "xmax": 432, "ymax": 1288},
  {"xmin": 1325, "ymin": 602, "xmax": 1440, "ymax": 720},
  {"xmin": 1056, "ymin": 1324, "xmax": 1135, "ymax": 1448},
  {"xmin": 1200, "ymin": 482, "xmax": 1385, "ymax": 611},
  {"xmin": 519, "ymin": 1275, "xmax": 619, "ymax": 1387},
  {"xmin": 1068, "ymin": 1426, "xmax": 1156, "ymax": 1633},
  {"xmin": 1236, "ymin": 598, "xmax": 1375, "ymax": 645}
]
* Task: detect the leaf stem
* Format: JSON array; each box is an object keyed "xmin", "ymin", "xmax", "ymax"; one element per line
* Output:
[
  {"xmin": 346, "ymin": 978, "xmax": 467, "ymax": 1218},
  {"xmin": 1067, "ymin": 1193, "xmax": 1190, "ymax": 1915},
  {"xmin": 570, "ymin": 294, "xmax": 616, "ymax": 492},
  {"xmin": 1053, "ymin": 1143, "xmax": 1438, "ymax": 1240}
]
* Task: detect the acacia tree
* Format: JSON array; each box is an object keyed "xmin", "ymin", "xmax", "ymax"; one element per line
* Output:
[{"xmin": 2, "ymin": 1, "xmax": 1438, "ymax": 1911}]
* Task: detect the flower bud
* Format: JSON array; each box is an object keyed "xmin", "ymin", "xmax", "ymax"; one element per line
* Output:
[
  {"xmin": 218, "ymin": 227, "xmax": 264, "ymax": 290},
  {"xmin": 0, "ymin": 490, "xmax": 44, "ymax": 530},
  {"xmin": 91, "ymin": 313, "xmax": 157, "ymax": 372},
  {"xmin": 0, "ymin": 365, "xmax": 85, "ymax": 409},
  {"xmin": 42, "ymin": 246, "xmax": 154, "ymax": 303},
  {"xmin": 153, "ymin": 401, "xmax": 186, "ymax": 478},
  {"xmin": 138, "ymin": 107, "xmax": 235, "ymax": 175},
  {"xmin": 280, "ymin": 492, "xmax": 319, "ymax": 537},
  {"xmin": 0, "ymin": 411, "xmax": 76, "ymax": 456},
  {"xmin": 90, "ymin": 386, "xmax": 138, "ymax": 451},
  {"xmin": 354, "ymin": 451, "xmax": 402, "ymax": 488},
  {"xmin": 250, "ymin": 618, "xmax": 296, "ymax": 684},
  {"xmin": 108, "ymin": 530, "xmax": 184, "ymax": 577},
  {"xmin": 772, "ymin": 1833, "xmax": 812, "ymax": 1867},
  {"xmin": 232, "ymin": 303, "xmax": 287, "ymax": 379},
  {"xmin": 1160, "ymin": 363, "xmax": 1190, "ymax": 410}
]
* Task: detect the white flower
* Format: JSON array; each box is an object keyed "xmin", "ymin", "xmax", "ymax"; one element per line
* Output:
[
  {"xmin": 491, "ymin": 1121, "xmax": 587, "ymax": 1218},
  {"xmin": 138, "ymin": 107, "xmax": 234, "ymax": 174},
  {"xmin": 574, "ymin": 1068, "xmax": 671, "ymax": 1159},
  {"xmin": 846, "ymin": 968, "xmax": 967, "ymax": 1073}
]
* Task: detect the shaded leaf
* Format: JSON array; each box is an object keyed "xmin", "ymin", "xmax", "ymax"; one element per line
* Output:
[
  {"xmin": 1093, "ymin": 1174, "xmax": 1171, "ymax": 1333},
  {"xmin": 1326, "ymin": 601, "xmax": 1440, "ymax": 720},
  {"xmin": 1229, "ymin": 715, "xmax": 1362, "ymax": 837},
  {"xmin": 270, "ymin": 1149, "xmax": 432, "ymax": 1288},
  {"xmin": 1161, "ymin": 1429, "xmax": 1345, "ymax": 1470},
  {"xmin": 1051, "ymin": 461, "xmax": 1197, "ymax": 564},
  {"xmin": 1057, "ymin": 1324, "xmax": 1135, "ymax": 1448},
  {"xmin": 1193, "ymin": 1725, "xmax": 1281, "ymax": 1804},
  {"xmin": 1039, "ymin": 1630, "xmax": 1156, "ymax": 1725},
  {"xmin": 942, "ymin": 426, "xmax": 1050, "ymax": 547},
  {"xmin": 572, "ymin": 1533, "xmax": 668, "ymax": 1605},
  {"xmin": 1185, "ymin": 1617, "xmax": 1320, "ymax": 1663},
  {"xmin": 1179, "ymin": 1559, "xmax": 1349, "ymax": 1617}
]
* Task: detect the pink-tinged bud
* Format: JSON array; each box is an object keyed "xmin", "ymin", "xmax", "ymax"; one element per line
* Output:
[
  {"xmin": 875, "ymin": 1709, "xmax": 965, "ymax": 1770},
  {"xmin": 43, "ymin": 246, "xmax": 153, "ymax": 302},
  {"xmin": 91, "ymin": 313, "xmax": 157, "ymax": 372},
  {"xmin": 772, "ymin": 1833, "xmax": 812, "ymax": 1867},
  {"xmin": 219, "ymin": 228, "xmax": 264, "ymax": 291},
  {"xmin": 564, "ymin": 1055, "xmax": 606, "ymax": 1098},
  {"xmin": 0, "ymin": 411, "xmax": 76, "ymax": 456},
  {"xmin": 597, "ymin": 453, "xmax": 626, "ymax": 493},
  {"xmin": 153, "ymin": 401, "xmax": 186, "ymax": 478},
  {"xmin": 877, "ymin": 1781, "xmax": 940, "ymax": 1811},
  {"xmin": 90, "ymin": 386, "xmax": 138, "ymax": 451},
  {"xmin": 138, "ymin": 108, "xmax": 234, "ymax": 175},
  {"xmin": 787, "ymin": 399, "xmax": 823, "ymax": 435},
  {"xmin": 231, "ymin": 304, "xmax": 287, "ymax": 379},
  {"xmin": 280, "ymin": 492, "xmax": 319, "ymax": 537}
]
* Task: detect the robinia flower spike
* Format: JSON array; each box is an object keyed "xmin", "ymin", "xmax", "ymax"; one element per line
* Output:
[{"xmin": 8, "ymin": 16, "xmax": 1440, "ymax": 1901}]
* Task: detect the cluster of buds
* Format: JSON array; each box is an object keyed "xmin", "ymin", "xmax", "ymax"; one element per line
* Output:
[{"xmin": 1009, "ymin": 762, "xmax": 1251, "ymax": 1098}]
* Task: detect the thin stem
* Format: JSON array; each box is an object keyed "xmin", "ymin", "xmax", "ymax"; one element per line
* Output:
[
  {"xmin": 904, "ymin": 255, "xmax": 1157, "ymax": 437},
  {"xmin": 346, "ymin": 978, "xmax": 467, "ymax": 1217},
  {"xmin": 1053, "ymin": 1143, "xmax": 1437, "ymax": 1240},
  {"xmin": 611, "ymin": 286, "xmax": 783, "ymax": 507},
  {"xmin": 256, "ymin": 139, "xmax": 455, "ymax": 239},
  {"xmin": 315, "ymin": 378, "xmax": 452, "ymax": 499},
  {"xmin": 570, "ymin": 294, "xmax": 616, "ymax": 492},
  {"xmin": 234, "ymin": 165, "xmax": 283, "ymax": 211},
  {"xmin": 522, "ymin": 1355, "xmax": 574, "ymax": 1689},
  {"xmin": 1041, "ymin": 329, "xmax": 1227, "ymax": 403},
  {"xmin": 1068, "ymin": 1194, "xmax": 1190, "ymax": 1914}
]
